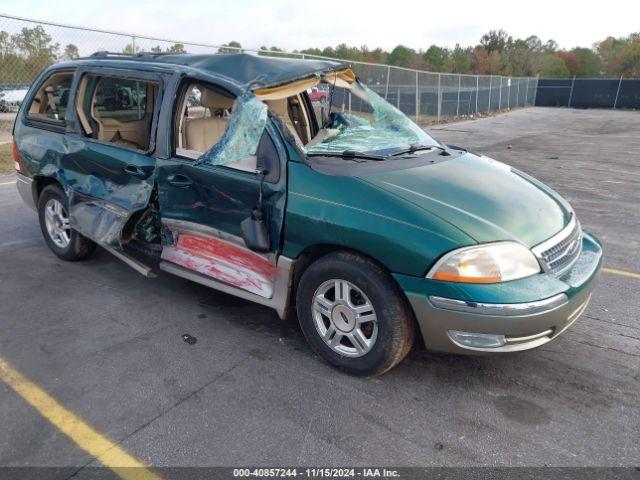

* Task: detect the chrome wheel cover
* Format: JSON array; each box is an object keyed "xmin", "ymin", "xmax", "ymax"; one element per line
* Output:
[
  {"xmin": 312, "ymin": 279, "xmax": 378, "ymax": 358},
  {"xmin": 44, "ymin": 198, "xmax": 71, "ymax": 249}
]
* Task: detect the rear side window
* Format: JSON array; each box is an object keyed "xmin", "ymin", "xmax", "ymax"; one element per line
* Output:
[
  {"xmin": 76, "ymin": 74, "xmax": 159, "ymax": 151},
  {"xmin": 94, "ymin": 77, "xmax": 150, "ymax": 123},
  {"xmin": 27, "ymin": 72, "xmax": 74, "ymax": 123}
]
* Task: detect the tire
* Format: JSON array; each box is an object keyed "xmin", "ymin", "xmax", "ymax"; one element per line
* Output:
[
  {"xmin": 37, "ymin": 184, "xmax": 96, "ymax": 261},
  {"xmin": 296, "ymin": 251, "xmax": 415, "ymax": 376}
]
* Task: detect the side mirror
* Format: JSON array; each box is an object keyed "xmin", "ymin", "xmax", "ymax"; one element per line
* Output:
[{"xmin": 241, "ymin": 208, "xmax": 270, "ymax": 252}]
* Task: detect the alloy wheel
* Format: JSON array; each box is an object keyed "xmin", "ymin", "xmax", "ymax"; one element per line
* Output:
[
  {"xmin": 311, "ymin": 279, "xmax": 378, "ymax": 357},
  {"xmin": 44, "ymin": 198, "xmax": 71, "ymax": 249}
]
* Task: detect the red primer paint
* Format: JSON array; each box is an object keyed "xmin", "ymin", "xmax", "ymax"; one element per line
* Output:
[{"xmin": 163, "ymin": 233, "xmax": 276, "ymax": 298}]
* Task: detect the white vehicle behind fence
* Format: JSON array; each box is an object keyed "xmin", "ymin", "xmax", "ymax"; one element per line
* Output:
[{"xmin": 0, "ymin": 88, "xmax": 29, "ymax": 112}]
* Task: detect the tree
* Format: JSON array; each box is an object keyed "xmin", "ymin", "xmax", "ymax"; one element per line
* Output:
[
  {"xmin": 122, "ymin": 42, "xmax": 140, "ymax": 54},
  {"xmin": 423, "ymin": 45, "xmax": 448, "ymax": 71},
  {"xmin": 0, "ymin": 31, "xmax": 12, "ymax": 57},
  {"xmin": 445, "ymin": 44, "xmax": 471, "ymax": 73},
  {"xmin": 557, "ymin": 51, "xmax": 580, "ymax": 76},
  {"xmin": 572, "ymin": 47, "xmax": 601, "ymax": 76},
  {"xmin": 166, "ymin": 43, "xmax": 186, "ymax": 54},
  {"xmin": 480, "ymin": 29, "xmax": 511, "ymax": 53},
  {"xmin": 538, "ymin": 54, "xmax": 571, "ymax": 77},
  {"xmin": 219, "ymin": 41, "xmax": 242, "ymax": 53},
  {"xmin": 12, "ymin": 25, "xmax": 58, "ymax": 60},
  {"xmin": 471, "ymin": 47, "xmax": 489, "ymax": 74},
  {"xmin": 61, "ymin": 43, "xmax": 79, "ymax": 60},
  {"xmin": 486, "ymin": 50, "xmax": 503, "ymax": 74},
  {"xmin": 387, "ymin": 45, "xmax": 415, "ymax": 67},
  {"xmin": 614, "ymin": 33, "xmax": 640, "ymax": 77}
]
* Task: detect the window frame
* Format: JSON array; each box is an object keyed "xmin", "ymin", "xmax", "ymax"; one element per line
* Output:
[
  {"xmin": 23, "ymin": 69, "xmax": 77, "ymax": 133},
  {"xmin": 171, "ymin": 78, "xmax": 281, "ymax": 183},
  {"xmin": 69, "ymin": 66, "xmax": 165, "ymax": 155}
]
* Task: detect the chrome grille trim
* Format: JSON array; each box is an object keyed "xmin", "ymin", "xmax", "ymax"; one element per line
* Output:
[{"xmin": 532, "ymin": 215, "xmax": 583, "ymax": 275}]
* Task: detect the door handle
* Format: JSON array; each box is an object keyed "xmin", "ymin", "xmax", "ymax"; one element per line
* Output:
[
  {"xmin": 123, "ymin": 164, "xmax": 149, "ymax": 179},
  {"xmin": 167, "ymin": 173, "xmax": 193, "ymax": 188}
]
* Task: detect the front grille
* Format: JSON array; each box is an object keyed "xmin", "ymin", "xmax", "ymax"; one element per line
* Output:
[{"xmin": 532, "ymin": 216, "xmax": 582, "ymax": 274}]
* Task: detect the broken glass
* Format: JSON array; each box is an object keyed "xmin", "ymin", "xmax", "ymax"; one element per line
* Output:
[
  {"xmin": 305, "ymin": 83, "xmax": 438, "ymax": 156},
  {"xmin": 195, "ymin": 93, "xmax": 268, "ymax": 168}
]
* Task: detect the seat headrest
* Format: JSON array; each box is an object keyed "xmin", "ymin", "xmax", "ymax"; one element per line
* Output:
[{"xmin": 201, "ymin": 89, "xmax": 234, "ymax": 109}]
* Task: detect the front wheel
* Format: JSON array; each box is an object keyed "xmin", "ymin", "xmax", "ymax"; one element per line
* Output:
[
  {"xmin": 38, "ymin": 184, "xmax": 96, "ymax": 261},
  {"xmin": 296, "ymin": 251, "xmax": 415, "ymax": 376}
]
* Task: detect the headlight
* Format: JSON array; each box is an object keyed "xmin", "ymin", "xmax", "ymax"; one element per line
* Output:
[{"xmin": 427, "ymin": 242, "xmax": 541, "ymax": 283}]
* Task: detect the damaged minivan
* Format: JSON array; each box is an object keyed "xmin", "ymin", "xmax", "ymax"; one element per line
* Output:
[{"xmin": 13, "ymin": 52, "xmax": 602, "ymax": 375}]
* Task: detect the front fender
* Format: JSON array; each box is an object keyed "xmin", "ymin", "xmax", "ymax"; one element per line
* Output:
[{"xmin": 283, "ymin": 162, "xmax": 474, "ymax": 276}]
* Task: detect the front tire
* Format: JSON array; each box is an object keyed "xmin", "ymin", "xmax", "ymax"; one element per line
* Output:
[
  {"xmin": 296, "ymin": 251, "xmax": 415, "ymax": 376},
  {"xmin": 38, "ymin": 184, "xmax": 96, "ymax": 261}
]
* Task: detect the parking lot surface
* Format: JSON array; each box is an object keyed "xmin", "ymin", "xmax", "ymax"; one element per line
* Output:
[{"xmin": 0, "ymin": 107, "xmax": 638, "ymax": 471}]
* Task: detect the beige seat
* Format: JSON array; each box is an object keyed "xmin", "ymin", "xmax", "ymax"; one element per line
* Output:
[{"xmin": 184, "ymin": 90, "xmax": 234, "ymax": 152}]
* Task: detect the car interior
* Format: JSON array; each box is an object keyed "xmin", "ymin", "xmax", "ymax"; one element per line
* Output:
[
  {"xmin": 75, "ymin": 75, "xmax": 159, "ymax": 151},
  {"xmin": 175, "ymin": 81, "xmax": 317, "ymax": 171},
  {"xmin": 28, "ymin": 72, "xmax": 73, "ymax": 122}
]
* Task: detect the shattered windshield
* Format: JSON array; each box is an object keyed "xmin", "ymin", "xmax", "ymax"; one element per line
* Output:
[{"xmin": 305, "ymin": 83, "xmax": 439, "ymax": 156}]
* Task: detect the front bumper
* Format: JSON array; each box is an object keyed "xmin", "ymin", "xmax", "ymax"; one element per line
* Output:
[{"xmin": 398, "ymin": 232, "xmax": 602, "ymax": 354}]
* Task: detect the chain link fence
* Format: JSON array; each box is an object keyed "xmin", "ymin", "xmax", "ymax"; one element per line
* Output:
[
  {"xmin": 0, "ymin": 13, "xmax": 538, "ymax": 142},
  {"xmin": 536, "ymin": 77, "xmax": 640, "ymax": 109}
]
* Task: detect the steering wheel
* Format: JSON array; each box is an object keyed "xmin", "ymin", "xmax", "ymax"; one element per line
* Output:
[{"xmin": 322, "ymin": 112, "xmax": 349, "ymax": 130}]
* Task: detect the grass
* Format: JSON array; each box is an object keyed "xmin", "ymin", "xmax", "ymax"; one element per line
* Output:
[{"xmin": 0, "ymin": 142, "xmax": 13, "ymax": 174}]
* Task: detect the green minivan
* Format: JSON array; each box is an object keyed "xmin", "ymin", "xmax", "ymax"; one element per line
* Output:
[{"xmin": 13, "ymin": 52, "xmax": 602, "ymax": 375}]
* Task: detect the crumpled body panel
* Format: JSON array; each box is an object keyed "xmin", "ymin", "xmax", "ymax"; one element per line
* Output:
[{"xmin": 67, "ymin": 190, "xmax": 131, "ymax": 246}]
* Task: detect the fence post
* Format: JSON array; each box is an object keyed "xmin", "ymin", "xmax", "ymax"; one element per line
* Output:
[
  {"xmin": 488, "ymin": 75, "xmax": 492, "ymax": 112},
  {"xmin": 525, "ymin": 78, "xmax": 530, "ymax": 106},
  {"xmin": 516, "ymin": 79, "xmax": 520, "ymax": 107},
  {"xmin": 437, "ymin": 73, "xmax": 442, "ymax": 123},
  {"xmin": 384, "ymin": 65, "xmax": 391, "ymax": 100},
  {"xmin": 456, "ymin": 75, "xmax": 461, "ymax": 117},
  {"xmin": 533, "ymin": 74, "xmax": 540, "ymax": 106},
  {"xmin": 131, "ymin": 35, "xmax": 136, "ymax": 53},
  {"xmin": 415, "ymin": 71, "xmax": 419, "ymax": 123},
  {"xmin": 613, "ymin": 75, "xmax": 623, "ymax": 109},
  {"xmin": 475, "ymin": 75, "xmax": 479, "ymax": 114},
  {"xmin": 507, "ymin": 78, "xmax": 511, "ymax": 109},
  {"xmin": 568, "ymin": 76, "xmax": 576, "ymax": 108}
]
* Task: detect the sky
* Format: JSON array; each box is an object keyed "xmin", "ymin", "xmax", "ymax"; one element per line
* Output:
[{"xmin": 1, "ymin": 0, "xmax": 638, "ymax": 54}]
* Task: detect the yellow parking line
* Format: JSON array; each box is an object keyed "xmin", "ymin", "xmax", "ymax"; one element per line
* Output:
[
  {"xmin": 603, "ymin": 267, "xmax": 640, "ymax": 280},
  {"xmin": 0, "ymin": 357, "xmax": 162, "ymax": 480},
  {"xmin": 0, "ymin": 181, "xmax": 15, "ymax": 186}
]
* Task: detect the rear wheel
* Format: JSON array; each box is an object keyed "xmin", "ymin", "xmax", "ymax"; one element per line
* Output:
[
  {"xmin": 38, "ymin": 184, "xmax": 96, "ymax": 261},
  {"xmin": 296, "ymin": 251, "xmax": 415, "ymax": 376}
]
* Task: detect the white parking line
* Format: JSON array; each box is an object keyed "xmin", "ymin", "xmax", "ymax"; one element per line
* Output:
[{"xmin": 0, "ymin": 180, "xmax": 16, "ymax": 186}]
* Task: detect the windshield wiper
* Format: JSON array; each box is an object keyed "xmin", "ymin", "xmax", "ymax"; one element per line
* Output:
[
  {"xmin": 306, "ymin": 150, "xmax": 388, "ymax": 161},
  {"xmin": 390, "ymin": 143, "xmax": 445, "ymax": 156}
]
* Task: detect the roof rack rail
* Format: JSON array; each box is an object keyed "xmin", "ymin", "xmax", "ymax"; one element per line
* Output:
[{"xmin": 86, "ymin": 51, "xmax": 186, "ymax": 59}]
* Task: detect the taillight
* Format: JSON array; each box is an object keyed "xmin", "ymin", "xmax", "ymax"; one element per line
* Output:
[{"xmin": 12, "ymin": 140, "xmax": 23, "ymax": 173}]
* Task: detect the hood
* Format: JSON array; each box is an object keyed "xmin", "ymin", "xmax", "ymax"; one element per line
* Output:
[{"xmin": 360, "ymin": 152, "xmax": 572, "ymax": 247}]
